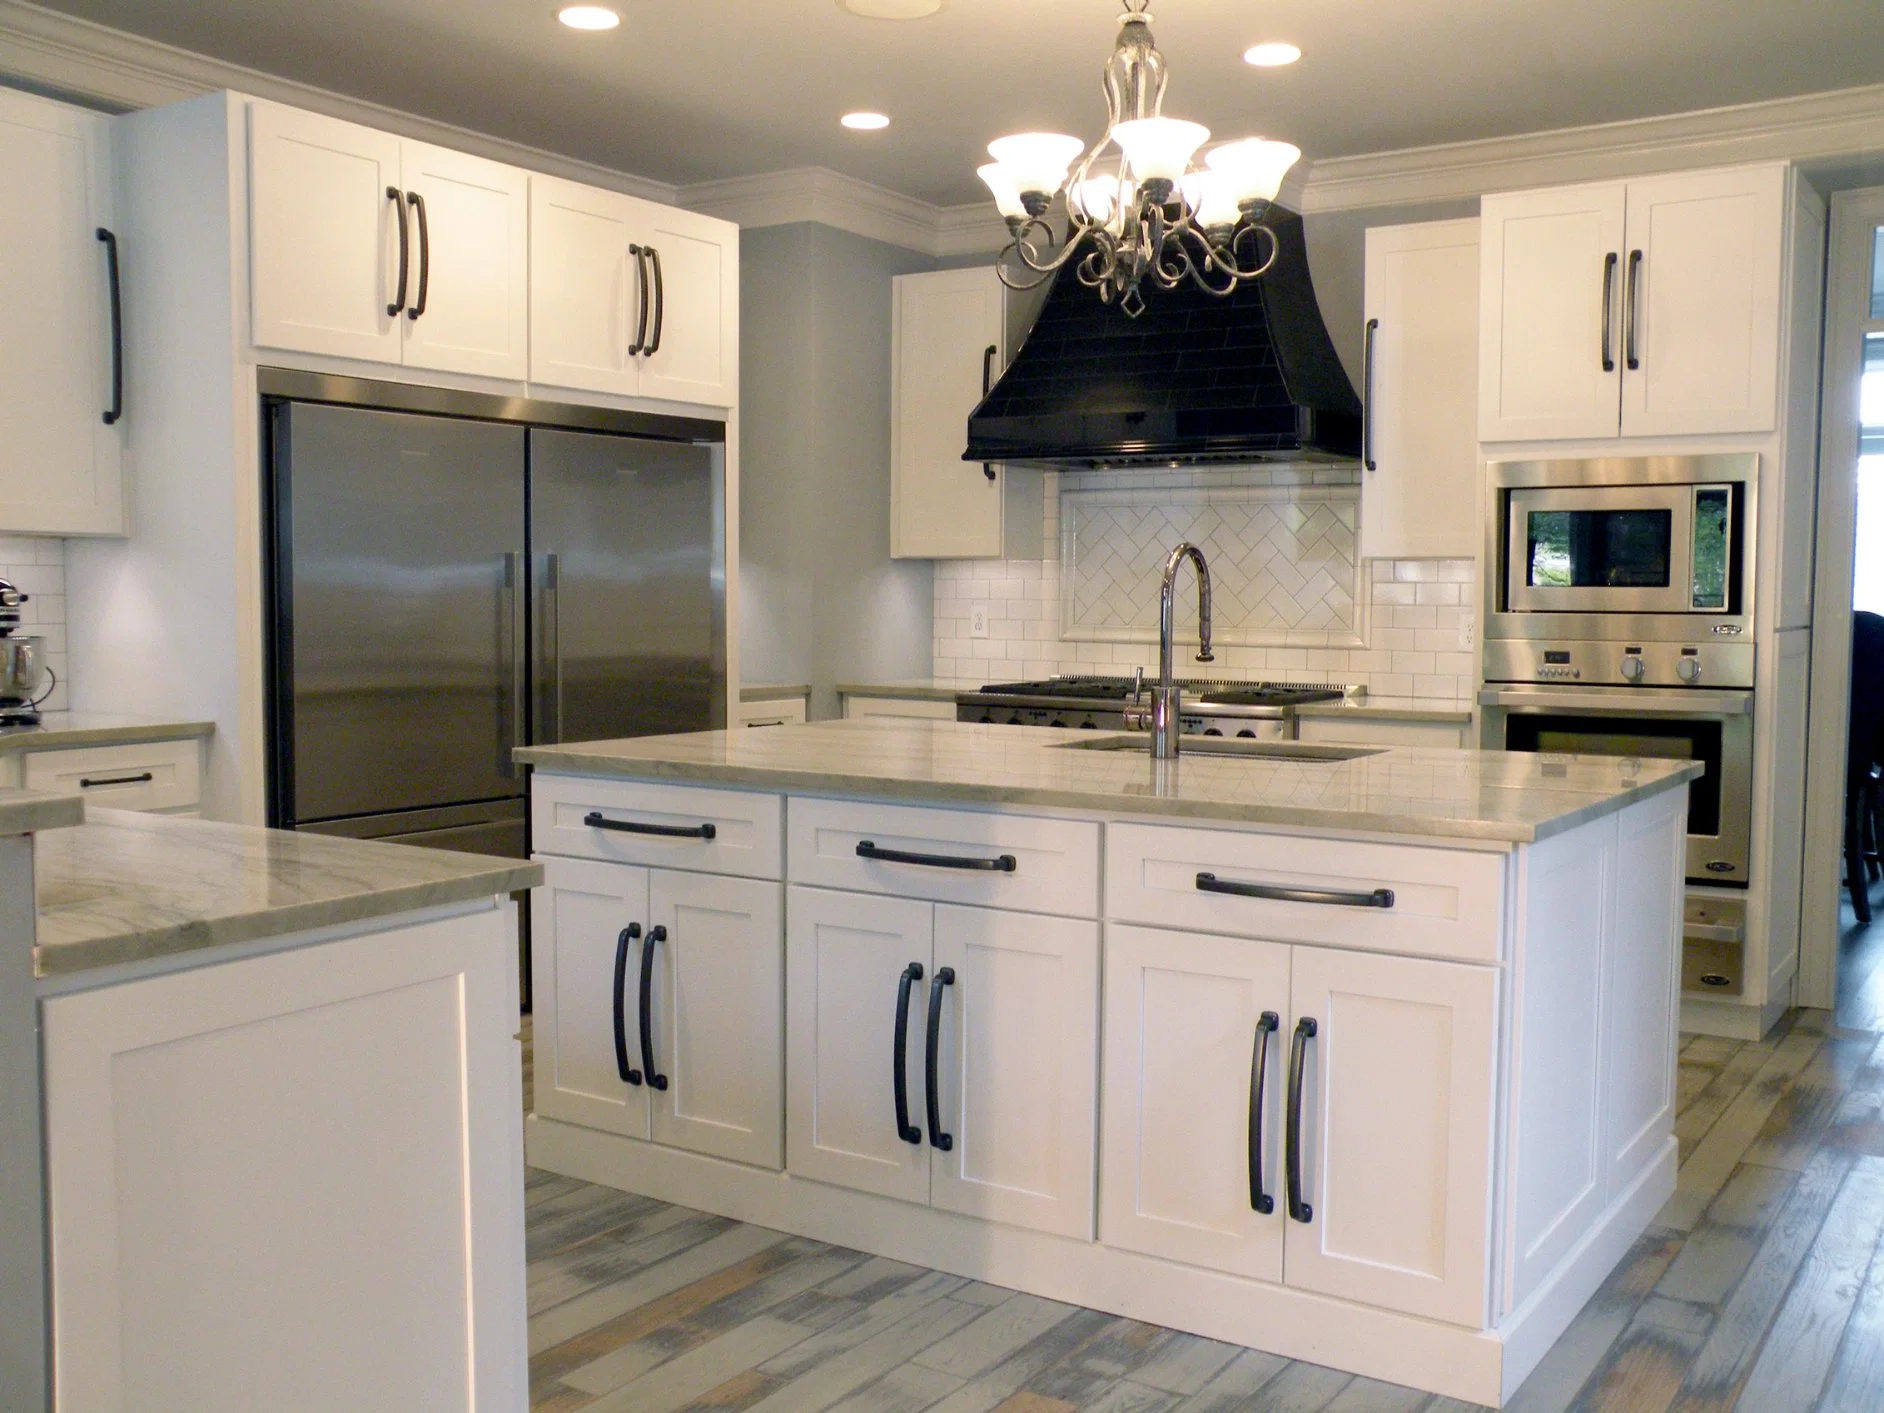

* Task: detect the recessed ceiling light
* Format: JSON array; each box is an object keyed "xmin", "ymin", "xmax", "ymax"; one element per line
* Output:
[
  {"xmin": 841, "ymin": 112, "xmax": 891, "ymax": 131},
  {"xmin": 838, "ymin": 0, "xmax": 944, "ymax": 18},
  {"xmin": 1243, "ymin": 42, "xmax": 1302, "ymax": 67},
  {"xmin": 557, "ymin": 5, "xmax": 621, "ymax": 31}
]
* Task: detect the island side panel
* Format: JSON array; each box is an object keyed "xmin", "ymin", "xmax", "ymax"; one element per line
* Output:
[{"xmin": 0, "ymin": 832, "xmax": 48, "ymax": 1413}]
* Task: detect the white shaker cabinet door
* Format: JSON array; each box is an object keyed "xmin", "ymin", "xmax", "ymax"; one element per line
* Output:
[
  {"xmin": 530, "ymin": 854, "xmax": 653, "ymax": 1140},
  {"xmin": 929, "ymin": 905, "xmax": 1099, "ymax": 1240},
  {"xmin": 398, "ymin": 140, "xmax": 529, "ymax": 380},
  {"xmin": 1283, "ymin": 946, "xmax": 1497, "ymax": 1327},
  {"xmin": 635, "ymin": 202, "xmax": 737, "ymax": 407},
  {"xmin": 1100, "ymin": 923, "xmax": 1290, "ymax": 1282},
  {"xmin": 0, "ymin": 88, "xmax": 123, "ymax": 535},
  {"xmin": 647, "ymin": 869, "xmax": 784, "ymax": 1169},
  {"xmin": 248, "ymin": 101, "xmax": 405, "ymax": 363},
  {"xmin": 42, "ymin": 906, "xmax": 528, "ymax": 1413},
  {"xmin": 529, "ymin": 174, "xmax": 643, "ymax": 397},
  {"xmin": 1478, "ymin": 182, "xmax": 1625, "ymax": 442},
  {"xmin": 1360, "ymin": 218, "xmax": 1480, "ymax": 560},
  {"xmin": 1619, "ymin": 164, "xmax": 1784, "ymax": 438},
  {"xmin": 786, "ymin": 886, "xmax": 933, "ymax": 1203}
]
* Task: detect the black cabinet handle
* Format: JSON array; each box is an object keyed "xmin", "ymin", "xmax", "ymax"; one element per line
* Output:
[
  {"xmin": 980, "ymin": 344, "xmax": 998, "ymax": 482},
  {"xmin": 385, "ymin": 188, "xmax": 409, "ymax": 317},
  {"xmin": 856, "ymin": 840, "xmax": 1015, "ymax": 873},
  {"xmin": 78, "ymin": 772, "xmax": 154, "ymax": 788},
  {"xmin": 893, "ymin": 962, "xmax": 924, "ymax": 1145},
  {"xmin": 407, "ymin": 190, "xmax": 430, "ymax": 320},
  {"xmin": 1286, "ymin": 1016, "xmax": 1317, "ymax": 1224},
  {"xmin": 1249, "ymin": 1011, "xmax": 1280, "ymax": 1214},
  {"xmin": 627, "ymin": 243, "xmax": 648, "ymax": 356},
  {"xmin": 1600, "ymin": 251, "xmax": 1617, "ymax": 373},
  {"xmin": 584, "ymin": 811, "xmax": 717, "ymax": 840},
  {"xmin": 1624, "ymin": 248, "xmax": 1642, "ymax": 371},
  {"xmin": 612, "ymin": 923, "xmax": 643, "ymax": 1085},
  {"xmin": 96, "ymin": 228, "xmax": 123, "ymax": 425},
  {"xmin": 1361, "ymin": 317, "xmax": 1378, "ymax": 472},
  {"xmin": 1197, "ymin": 872, "xmax": 1393, "ymax": 909},
  {"xmin": 639, "ymin": 924, "xmax": 668, "ymax": 1091},
  {"xmin": 644, "ymin": 244, "xmax": 665, "ymax": 355},
  {"xmin": 925, "ymin": 965, "xmax": 955, "ymax": 1152}
]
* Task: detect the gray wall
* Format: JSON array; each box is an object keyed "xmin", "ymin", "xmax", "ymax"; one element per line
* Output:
[{"xmin": 739, "ymin": 224, "xmax": 937, "ymax": 719}]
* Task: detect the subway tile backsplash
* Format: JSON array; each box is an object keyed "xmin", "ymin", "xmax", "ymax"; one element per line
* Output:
[
  {"xmin": 0, "ymin": 536, "xmax": 70, "ymax": 711},
  {"xmin": 933, "ymin": 468, "xmax": 1476, "ymax": 701}
]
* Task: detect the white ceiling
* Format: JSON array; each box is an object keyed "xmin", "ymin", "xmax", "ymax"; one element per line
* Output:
[{"xmin": 27, "ymin": 0, "xmax": 1884, "ymax": 206}]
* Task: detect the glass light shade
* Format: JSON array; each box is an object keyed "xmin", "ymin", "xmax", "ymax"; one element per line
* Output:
[
  {"xmin": 986, "ymin": 133, "xmax": 1086, "ymax": 197},
  {"xmin": 1204, "ymin": 138, "xmax": 1302, "ymax": 204},
  {"xmin": 1110, "ymin": 117, "xmax": 1210, "ymax": 185},
  {"xmin": 1183, "ymin": 171, "xmax": 1243, "ymax": 230},
  {"xmin": 977, "ymin": 163, "xmax": 1027, "ymax": 220}
]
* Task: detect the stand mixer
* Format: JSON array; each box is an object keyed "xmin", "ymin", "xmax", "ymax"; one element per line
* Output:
[{"xmin": 0, "ymin": 577, "xmax": 52, "ymax": 727}]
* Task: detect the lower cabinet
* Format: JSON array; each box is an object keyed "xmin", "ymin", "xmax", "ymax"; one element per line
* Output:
[
  {"xmin": 532, "ymin": 854, "xmax": 783, "ymax": 1168},
  {"xmin": 785, "ymin": 885, "xmax": 1099, "ymax": 1239},
  {"xmin": 1102, "ymin": 923, "xmax": 1497, "ymax": 1326}
]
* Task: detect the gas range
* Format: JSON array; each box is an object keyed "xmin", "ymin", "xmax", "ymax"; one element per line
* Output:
[{"xmin": 956, "ymin": 676, "xmax": 1355, "ymax": 740}]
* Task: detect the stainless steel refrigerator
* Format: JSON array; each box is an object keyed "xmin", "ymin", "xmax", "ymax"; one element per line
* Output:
[{"xmin": 262, "ymin": 370, "xmax": 726, "ymax": 872}]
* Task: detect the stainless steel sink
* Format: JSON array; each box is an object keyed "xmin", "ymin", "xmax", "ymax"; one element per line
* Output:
[{"xmin": 1057, "ymin": 736, "xmax": 1385, "ymax": 762}]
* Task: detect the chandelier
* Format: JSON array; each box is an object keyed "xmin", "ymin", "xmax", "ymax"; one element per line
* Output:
[{"xmin": 977, "ymin": 0, "xmax": 1301, "ymax": 318}]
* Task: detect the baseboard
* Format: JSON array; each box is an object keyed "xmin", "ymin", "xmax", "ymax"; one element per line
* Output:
[{"xmin": 1680, "ymin": 993, "xmax": 1788, "ymax": 1039}]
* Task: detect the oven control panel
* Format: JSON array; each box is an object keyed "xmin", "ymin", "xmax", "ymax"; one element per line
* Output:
[{"xmin": 1483, "ymin": 639, "xmax": 1754, "ymax": 690}]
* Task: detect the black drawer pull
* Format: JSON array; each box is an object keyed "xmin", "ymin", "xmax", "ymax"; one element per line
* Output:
[
  {"xmin": 1249, "ymin": 1011, "xmax": 1280, "ymax": 1215},
  {"xmin": 1286, "ymin": 1016, "xmax": 1317, "ymax": 1224},
  {"xmin": 79, "ymin": 772, "xmax": 154, "ymax": 789},
  {"xmin": 639, "ymin": 924, "xmax": 668, "ymax": 1091},
  {"xmin": 925, "ymin": 965, "xmax": 955, "ymax": 1152},
  {"xmin": 1196, "ymin": 872, "xmax": 1393, "ymax": 910},
  {"xmin": 857, "ymin": 840, "xmax": 1016, "ymax": 873},
  {"xmin": 893, "ymin": 962, "xmax": 924, "ymax": 1145},
  {"xmin": 612, "ymin": 924, "xmax": 643, "ymax": 1085},
  {"xmin": 584, "ymin": 811, "xmax": 716, "ymax": 840}
]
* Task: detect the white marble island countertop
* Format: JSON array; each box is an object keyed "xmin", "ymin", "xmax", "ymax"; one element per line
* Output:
[
  {"xmin": 0, "ymin": 787, "xmax": 83, "ymax": 836},
  {"xmin": 517, "ymin": 719, "xmax": 1699, "ymax": 846},
  {"xmin": 33, "ymin": 809, "xmax": 542, "ymax": 978}
]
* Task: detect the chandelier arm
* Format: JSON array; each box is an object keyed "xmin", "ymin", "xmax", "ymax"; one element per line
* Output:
[{"xmin": 1229, "ymin": 221, "xmax": 1283, "ymax": 279}]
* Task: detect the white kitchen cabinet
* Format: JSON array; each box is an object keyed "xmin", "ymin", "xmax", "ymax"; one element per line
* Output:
[
  {"xmin": 1479, "ymin": 163, "xmax": 1785, "ymax": 442},
  {"xmin": 249, "ymin": 101, "xmax": 528, "ymax": 379},
  {"xmin": 785, "ymin": 885, "xmax": 1099, "ymax": 1237},
  {"xmin": 41, "ymin": 905, "xmax": 527, "ymax": 1412},
  {"xmin": 0, "ymin": 88, "xmax": 124, "ymax": 536},
  {"xmin": 530, "ymin": 173, "xmax": 737, "ymax": 407},
  {"xmin": 20, "ymin": 737, "xmax": 203, "ymax": 815},
  {"xmin": 1360, "ymin": 219, "xmax": 1480, "ymax": 559},
  {"xmin": 892, "ymin": 266, "xmax": 1008, "ymax": 558},
  {"xmin": 532, "ymin": 854, "xmax": 782, "ymax": 1167},
  {"xmin": 842, "ymin": 693, "xmax": 959, "ymax": 722}
]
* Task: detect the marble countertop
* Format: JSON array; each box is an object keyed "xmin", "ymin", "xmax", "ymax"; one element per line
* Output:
[
  {"xmin": 837, "ymin": 679, "xmax": 1474, "ymax": 723},
  {"xmin": 518, "ymin": 719, "xmax": 1697, "ymax": 846},
  {"xmin": 0, "ymin": 788, "xmax": 83, "ymax": 837},
  {"xmin": 0, "ymin": 712, "xmax": 216, "ymax": 753},
  {"xmin": 33, "ymin": 809, "xmax": 542, "ymax": 978}
]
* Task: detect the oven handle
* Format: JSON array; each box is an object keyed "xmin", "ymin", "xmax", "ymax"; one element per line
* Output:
[{"xmin": 1478, "ymin": 687, "xmax": 1752, "ymax": 716}]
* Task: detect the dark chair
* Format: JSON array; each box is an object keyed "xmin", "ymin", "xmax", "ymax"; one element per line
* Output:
[{"xmin": 1845, "ymin": 611, "xmax": 1884, "ymax": 922}]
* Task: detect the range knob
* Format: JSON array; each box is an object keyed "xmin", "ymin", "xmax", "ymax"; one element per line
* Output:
[
  {"xmin": 1620, "ymin": 655, "xmax": 1646, "ymax": 683},
  {"xmin": 1676, "ymin": 656, "xmax": 1702, "ymax": 683}
]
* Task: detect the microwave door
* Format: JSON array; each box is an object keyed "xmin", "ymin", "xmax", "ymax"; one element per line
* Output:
[{"xmin": 1504, "ymin": 485, "xmax": 1695, "ymax": 615}]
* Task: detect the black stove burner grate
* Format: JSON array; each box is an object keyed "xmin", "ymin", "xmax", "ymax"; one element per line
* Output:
[{"xmin": 975, "ymin": 676, "xmax": 1347, "ymax": 708}]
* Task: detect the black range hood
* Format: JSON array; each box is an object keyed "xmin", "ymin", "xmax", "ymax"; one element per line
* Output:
[{"xmin": 964, "ymin": 209, "xmax": 1361, "ymax": 470}]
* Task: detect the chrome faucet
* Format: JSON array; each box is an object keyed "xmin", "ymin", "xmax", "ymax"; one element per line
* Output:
[{"xmin": 1145, "ymin": 542, "xmax": 1214, "ymax": 759}]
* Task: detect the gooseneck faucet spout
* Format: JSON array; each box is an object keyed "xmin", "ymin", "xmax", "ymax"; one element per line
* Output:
[{"xmin": 1150, "ymin": 542, "xmax": 1213, "ymax": 759}]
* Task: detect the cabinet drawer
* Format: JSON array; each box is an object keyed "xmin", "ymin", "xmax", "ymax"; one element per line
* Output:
[
  {"xmin": 789, "ymin": 798, "xmax": 1099, "ymax": 918},
  {"xmin": 1107, "ymin": 823, "xmax": 1505, "ymax": 963},
  {"xmin": 532, "ymin": 773, "xmax": 782, "ymax": 879},
  {"xmin": 22, "ymin": 739, "xmax": 201, "ymax": 813}
]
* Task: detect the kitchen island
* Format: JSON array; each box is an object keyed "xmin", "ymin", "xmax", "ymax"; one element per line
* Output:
[
  {"xmin": 22, "ymin": 808, "xmax": 541, "ymax": 1413},
  {"xmin": 517, "ymin": 719, "xmax": 1699, "ymax": 1407}
]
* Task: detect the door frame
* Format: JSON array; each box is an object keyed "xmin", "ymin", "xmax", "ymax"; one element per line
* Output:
[{"xmin": 1800, "ymin": 186, "xmax": 1884, "ymax": 1007}]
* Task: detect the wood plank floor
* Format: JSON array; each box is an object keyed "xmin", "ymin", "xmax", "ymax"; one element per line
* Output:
[{"xmin": 518, "ymin": 910, "xmax": 1884, "ymax": 1412}]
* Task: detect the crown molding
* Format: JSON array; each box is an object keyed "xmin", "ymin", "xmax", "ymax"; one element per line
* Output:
[
  {"xmin": 679, "ymin": 166, "xmax": 1000, "ymax": 256},
  {"xmin": 0, "ymin": 0, "xmax": 678, "ymax": 203}
]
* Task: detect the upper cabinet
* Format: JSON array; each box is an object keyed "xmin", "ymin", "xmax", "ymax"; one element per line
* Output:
[
  {"xmin": 1478, "ymin": 163, "xmax": 1785, "ymax": 442},
  {"xmin": 529, "ymin": 176, "xmax": 736, "ymax": 407},
  {"xmin": 0, "ymin": 89, "xmax": 124, "ymax": 536},
  {"xmin": 1360, "ymin": 218, "xmax": 1480, "ymax": 560},
  {"xmin": 891, "ymin": 266, "xmax": 1009, "ymax": 559}
]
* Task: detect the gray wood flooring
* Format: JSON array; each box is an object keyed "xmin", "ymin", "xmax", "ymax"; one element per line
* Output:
[{"xmin": 518, "ymin": 911, "xmax": 1884, "ymax": 1412}]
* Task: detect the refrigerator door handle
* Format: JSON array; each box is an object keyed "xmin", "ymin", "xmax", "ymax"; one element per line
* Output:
[
  {"xmin": 540, "ymin": 551, "xmax": 562, "ymax": 744},
  {"xmin": 499, "ymin": 552, "xmax": 525, "ymax": 778}
]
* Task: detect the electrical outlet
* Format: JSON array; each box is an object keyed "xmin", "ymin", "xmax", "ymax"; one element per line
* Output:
[
  {"xmin": 1458, "ymin": 615, "xmax": 1476, "ymax": 651},
  {"xmin": 970, "ymin": 604, "xmax": 991, "ymax": 639}
]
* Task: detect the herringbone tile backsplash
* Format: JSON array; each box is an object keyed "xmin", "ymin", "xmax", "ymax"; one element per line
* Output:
[{"xmin": 933, "ymin": 466, "xmax": 1476, "ymax": 701}]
